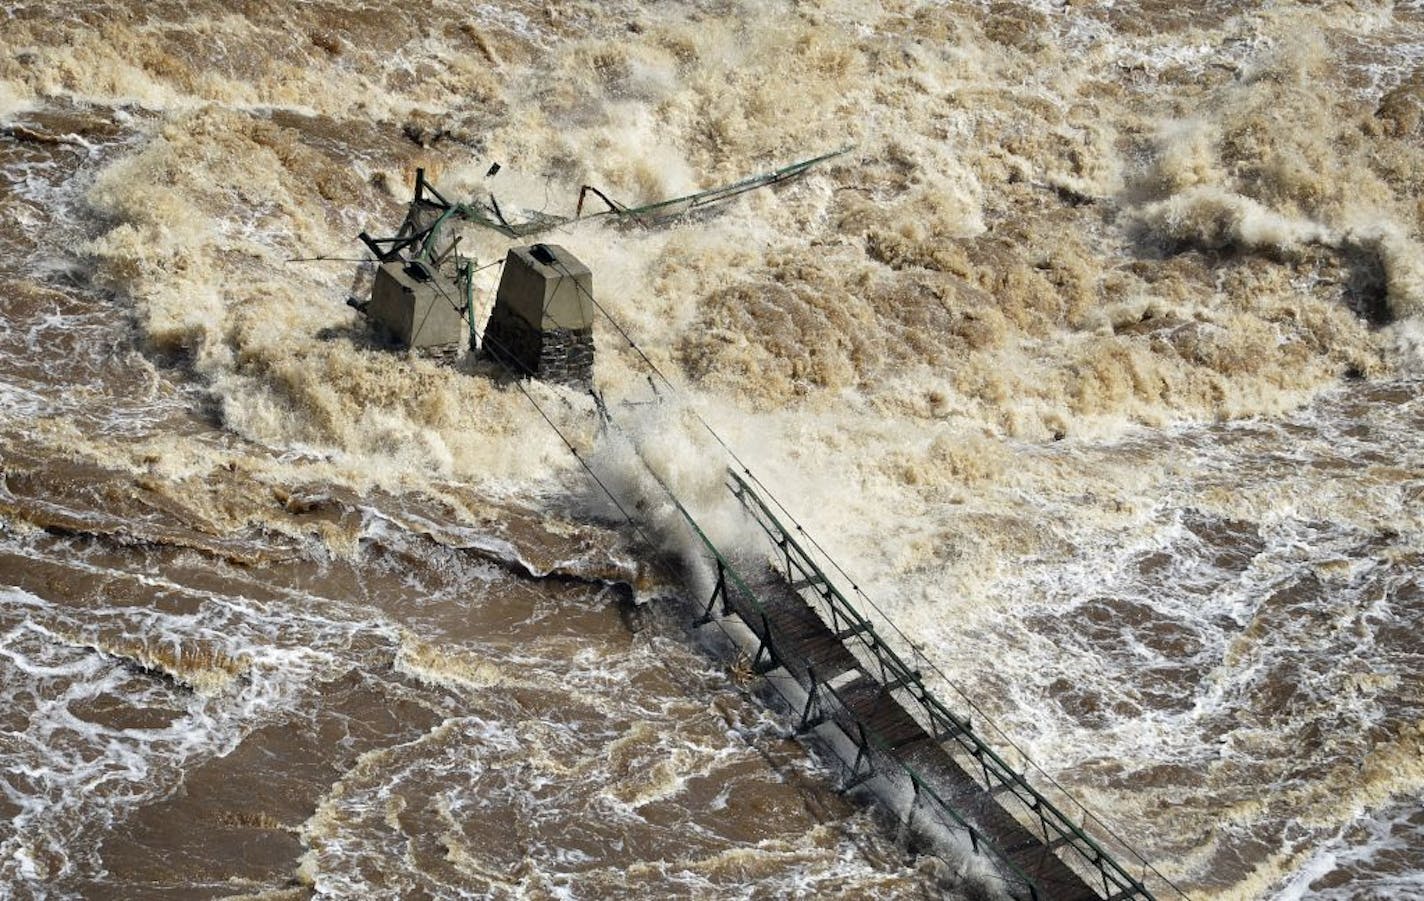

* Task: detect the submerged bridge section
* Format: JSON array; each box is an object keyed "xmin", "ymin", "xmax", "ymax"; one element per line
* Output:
[
  {"xmin": 383, "ymin": 187, "xmax": 1185, "ymax": 897},
  {"xmin": 670, "ymin": 470, "xmax": 1169, "ymax": 901}
]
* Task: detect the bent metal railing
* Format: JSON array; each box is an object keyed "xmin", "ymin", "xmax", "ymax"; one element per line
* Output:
[
  {"xmin": 724, "ymin": 470, "xmax": 1162, "ymax": 900},
  {"xmin": 660, "ymin": 466, "xmax": 1167, "ymax": 900},
  {"xmin": 657, "ymin": 496, "xmax": 1047, "ymax": 899}
]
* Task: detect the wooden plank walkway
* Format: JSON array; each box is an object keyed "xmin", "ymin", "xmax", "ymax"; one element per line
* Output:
[
  {"xmin": 669, "ymin": 471, "xmax": 1162, "ymax": 900},
  {"xmin": 735, "ymin": 568, "xmax": 1102, "ymax": 901}
]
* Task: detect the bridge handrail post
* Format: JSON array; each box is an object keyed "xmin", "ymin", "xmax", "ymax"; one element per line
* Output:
[
  {"xmin": 799, "ymin": 667, "xmax": 821, "ymax": 732},
  {"xmin": 722, "ymin": 468, "xmax": 1170, "ymax": 901}
]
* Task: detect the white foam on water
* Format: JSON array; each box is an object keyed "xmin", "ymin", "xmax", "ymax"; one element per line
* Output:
[
  {"xmin": 1272, "ymin": 799, "xmax": 1424, "ymax": 900},
  {"xmin": 1, "ymin": 0, "xmax": 1423, "ymax": 897},
  {"xmin": 0, "ymin": 533, "xmax": 410, "ymax": 890}
]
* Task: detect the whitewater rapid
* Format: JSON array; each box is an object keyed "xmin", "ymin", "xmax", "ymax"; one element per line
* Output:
[{"xmin": 0, "ymin": 1, "xmax": 1421, "ymax": 898}]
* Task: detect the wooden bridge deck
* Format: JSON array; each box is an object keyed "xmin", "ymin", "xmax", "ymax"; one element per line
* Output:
[
  {"xmin": 666, "ymin": 471, "xmax": 1159, "ymax": 900},
  {"xmin": 732, "ymin": 567, "xmax": 1105, "ymax": 901}
]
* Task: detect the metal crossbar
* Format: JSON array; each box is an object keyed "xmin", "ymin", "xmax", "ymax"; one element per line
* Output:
[
  {"xmin": 725, "ymin": 470, "xmax": 1157, "ymax": 901},
  {"xmin": 634, "ymin": 465, "xmax": 1050, "ymax": 899}
]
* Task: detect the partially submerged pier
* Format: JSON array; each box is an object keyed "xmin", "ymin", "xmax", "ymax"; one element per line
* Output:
[{"xmin": 331, "ymin": 154, "xmax": 1182, "ymax": 899}]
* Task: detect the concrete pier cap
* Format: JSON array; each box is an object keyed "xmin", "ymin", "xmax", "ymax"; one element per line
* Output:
[
  {"xmin": 482, "ymin": 243, "xmax": 597, "ymax": 388},
  {"xmin": 366, "ymin": 260, "xmax": 467, "ymax": 351}
]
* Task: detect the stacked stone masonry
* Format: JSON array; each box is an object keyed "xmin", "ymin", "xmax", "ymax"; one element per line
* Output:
[
  {"xmin": 481, "ymin": 243, "xmax": 596, "ymax": 389},
  {"xmin": 483, "ymin": 316, "xmax": 595, "ymax": 389}
]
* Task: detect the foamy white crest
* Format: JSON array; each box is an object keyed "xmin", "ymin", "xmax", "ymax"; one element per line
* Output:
[
  {"xmin": 577, "ymin": 395, "xmax": 756, "ymax": 587},
  {"xmin": 0, "ymin": 78, "xmax": 35, "ymax": 119},
  {"xmin": 1140, "ymin": 185, "xmax": 1335, "ymax": 253},
  {"xmin": 1387, "ymin": 318, "xmax": 1424, "ymax": 370}
]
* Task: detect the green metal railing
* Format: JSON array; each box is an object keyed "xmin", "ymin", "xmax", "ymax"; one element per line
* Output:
[
  {"xmin": 645, "ymin": 472, "xmax": 1052, "ymax": 900},
  {"xmin": 572, "ymin": 146, "xmax": 853, "ymax": 225},
  {"xmin": 476, "ymin": 148, "xmax": 851, "ymax": 238},
  {"xmin": 644, "ymin": 455, "xmax": 1177, "ymax": 900},
  {"xmin": 725, "ymin": 470, "xmax": 1167, "ymax": 900}
]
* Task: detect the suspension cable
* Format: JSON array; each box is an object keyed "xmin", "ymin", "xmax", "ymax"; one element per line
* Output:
[
  {"xmin": 363, "ymin": 244, "xmax": 1182, "ymax": 896},
  {"xmin": 540, "ymin": 253, "xmax": 1188, "ymax": 896}
]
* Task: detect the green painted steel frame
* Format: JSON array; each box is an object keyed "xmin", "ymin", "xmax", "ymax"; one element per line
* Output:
[
  {"xmin": 648, "ymin": 461, "xmax": 1053, "ymax": 900},
  {"xmin": 724, "ymin": 469, "xmax": 1158, "ymax": 901}
]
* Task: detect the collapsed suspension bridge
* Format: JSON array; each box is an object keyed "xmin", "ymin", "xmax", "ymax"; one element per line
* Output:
[
  {"xmin": 479, "ymin": 268, "xmax": 1189, "ymax": 901},
  {"xmin": 327, "ymin": 156, "xmax": 1192, "ymax": 900},
  {"xmin": 666, "ymin": 469, "xmax": 1177, "ymax": 901}
]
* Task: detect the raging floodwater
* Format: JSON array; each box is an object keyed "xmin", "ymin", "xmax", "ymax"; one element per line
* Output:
[{"xmin": 0, "ymin": 1, "xmax": 1422, "ymax": 898}]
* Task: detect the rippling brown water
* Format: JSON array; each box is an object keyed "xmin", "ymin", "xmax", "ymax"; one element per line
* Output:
[{"xmin": 1, "ymin": 1, "xmax": 1421, "ymax": 898}]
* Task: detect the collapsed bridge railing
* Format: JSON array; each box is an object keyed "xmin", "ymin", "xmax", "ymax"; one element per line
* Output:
[
  {"xmin": 725, "ymin": 470, "xmax": 1176, "ymax": 900},
  {"xmin": 325, "ymin": 141, "xmax": 1190, "ymax": 898},
  {"xmin": 661, "ymin": 466, "xmax": 1180, "ymax": 901}
]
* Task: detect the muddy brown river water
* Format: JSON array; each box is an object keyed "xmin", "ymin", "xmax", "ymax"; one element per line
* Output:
[{"xmin": 0, "ymin": 1, "xmax": 1422, "ymax": 898}]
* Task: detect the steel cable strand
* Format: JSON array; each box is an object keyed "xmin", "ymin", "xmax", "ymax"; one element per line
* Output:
[
  {"xmin": 541, "ymin": 256, "xmax": 1186, "ymax": 899},
  {"xmin": 434, "ymin": 262, "xmax": 1052, "ymax": 899}
]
